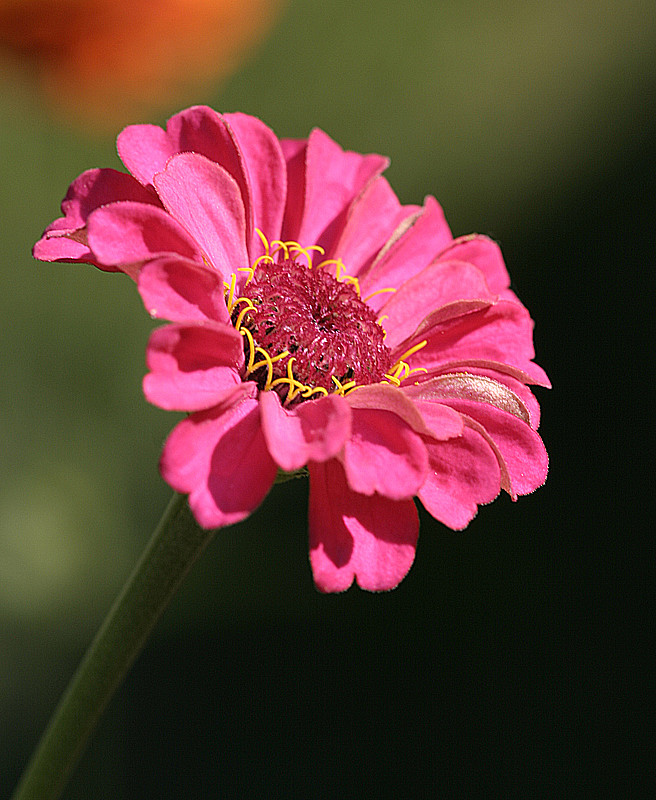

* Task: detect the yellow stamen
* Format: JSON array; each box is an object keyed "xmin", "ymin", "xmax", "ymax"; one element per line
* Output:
[{"xmin": 363, "ymin": 287, "xmax": 396, "ymax": 302}]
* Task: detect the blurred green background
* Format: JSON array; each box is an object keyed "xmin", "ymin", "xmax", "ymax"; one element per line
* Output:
[{"xmin": 1, "ymin": 0, "xmax": 653, "ymax": 795}]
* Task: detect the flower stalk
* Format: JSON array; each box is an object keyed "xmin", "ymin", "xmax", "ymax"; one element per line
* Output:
[{"xmin": 11, "ymin": 492, "xmax": 213, "ymax": 800}]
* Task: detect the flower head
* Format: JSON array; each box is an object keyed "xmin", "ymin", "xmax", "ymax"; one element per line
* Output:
[{"xmin": 34, "ymin": 106, "xmax": 549, "ymax": 592}]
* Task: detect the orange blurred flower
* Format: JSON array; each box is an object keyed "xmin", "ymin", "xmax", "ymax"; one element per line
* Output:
[{"xmin": 0, "ymin": 0, "xmax": 285, "ymax": 126}]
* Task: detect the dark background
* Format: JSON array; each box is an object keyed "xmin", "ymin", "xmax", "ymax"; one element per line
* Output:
[{"xmin": 1, "ymin": 1, "xmax": 653, "ymax": 796}]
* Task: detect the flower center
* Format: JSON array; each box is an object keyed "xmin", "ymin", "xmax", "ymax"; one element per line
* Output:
[{"xmin": 230, "ymin": 256, "xmax": 392, "ymax": 404}]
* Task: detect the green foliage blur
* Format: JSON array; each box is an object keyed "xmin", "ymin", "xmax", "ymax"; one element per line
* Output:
[{"xmin": 2, "ymin": 1, "xmax": 653, "ymax": 795}]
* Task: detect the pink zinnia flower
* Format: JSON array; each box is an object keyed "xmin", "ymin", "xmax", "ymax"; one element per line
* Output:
[{"xmin": 34, "ymin": 106, "xmax": 549, "ymax": 592}]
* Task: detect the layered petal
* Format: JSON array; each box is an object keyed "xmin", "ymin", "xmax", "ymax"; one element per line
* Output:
[
  {"xmin": 86, "ymin": 201, "xmax": 203, "ymax": 278},
  {"xmin": 340, "ymin": 388, "xmax": 429, "ymax": 500},
  {"xmin": 400, "ymin": 300, "xmax": 550, "ymax": 387},
  {"xmin": 436, "ymin": 234, "xmax": 511, "ymax": 295},
  {"xmin": 153, "ymin": 153, "xmax": 248, "ymax": 278},
  {"xmin": 418, "ymin": 425, "xmax": 501, "ymax": 529},
  {"xmin": 33, "ymin": 168, "xmax": 158, "ymax": 265},
  {"xmin": 224, "ymin": 112, "xmax": 287, "ymax": 259},
  {"xmin": 441, "ymin": 399, "xmax": 549, "ymax": 498},
  {"xmin": 380, "ymin": 259, "xmax": 497, "ymax": 349},
  {"xmin": 359, "ymin": 195, "xmax": 453, "ymax": 306},
  {"xmin": 332, "ymin": 176, "xmax": 419, "ymax": 278},
  {"xmin": 160, "ymin": 388, "xmax": 277, "ymax": 528},
  {"xmin": 137, "ymin": 256, "xmax": 230, "ymax": 324},
  {"xmin": 285, "ymin": 128, "xmax": 389, "ymax": 254},
  {"xmin": 309, "ymin": 460, "xmax": 419, "ymax": 592},
  {"xmin": 143, "ymin": 322, "xmax": 245, "ymax": 411},
  {"xmin": 259, "ymin": 391, "xmax": 351, "ymax": 472}
]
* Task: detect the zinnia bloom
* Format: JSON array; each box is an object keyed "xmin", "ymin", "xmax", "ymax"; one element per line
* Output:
[
  {"xmin": 0, "ymin": 0, "xmax": 284, "ymax": 126},
  {"xmin": 34, "ymin": 106, "xmax": 549, "ymax": 592}
]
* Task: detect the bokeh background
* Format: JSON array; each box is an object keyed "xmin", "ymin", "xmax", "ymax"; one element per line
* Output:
[{"xmin": 1, "ymin": 0, "xmax": 653, "ymax": 796}]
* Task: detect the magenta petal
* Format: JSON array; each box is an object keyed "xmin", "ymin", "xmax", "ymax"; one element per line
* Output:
[
  {"xmin": 332, "ymin": 176, "xmax": 418, "ymax": 276},
  {"xmin": 33, "ymin": 168, "xmax": 159, "ymax": 264},
  {"xmin": 118, "ymin": 106, "xmax": 235, "ymax": 186},
  {"xmin": 360, "ymin": 195, "xmax": 453, "ymax": 304},
  {"xmin": 224, "ymin": 112, "xmax": 287, "ymax": 259},
  {"xmin": 341, "ymin": 405, "xmax": 428, "ymax": 500},
  {"xmin": 144, "ymin": 322, "xmax": 245, "ymax": 411},
  {"xmin": 381, "ymin": 259, "xmax": 497, "ymax": 349},
  {"xmin": 292, "ymin": 128, "xmax": 388, "ymax": 253},
  {"xmin": 279, "ymin": 138, "xmax": 307, "ymax": 242},
  {"xmin": 442, "ymin": 399, "xmax": 548, "ymax": 498},
  {"xmin": 138, "ymin": 257, "xmax": 230, "ymax": 324},
  {"xmin": 86, "ymin": 201, "xmax": 203, "ymax": 275},
  {"xmin": 403, "ymin": 301, "xmax": 549, "ymax": 387},
  {"xmin": 154, "ymin": 153, "xmax": 248, "ymax": 278},
  {"xmin": 437, "ymin": 234, "xmax": 511, "ymax": 294},
  {"xmin": 404, "ymin": 398, "xmax": 464, "ymax": 441},
  {"xmin": 308, "ymin": 460, "xmax": 418, "ymax": 592},
  {"xmin": 419, "ymin": 426, "xmax": 501, "ymax": 529},
  {"xmin": 259, "ymin": 392, "xmax": 351, "ymax": 472},
  {"xmin": 161, "ymin": 390, "xmax": 277, "ymax": 528}
]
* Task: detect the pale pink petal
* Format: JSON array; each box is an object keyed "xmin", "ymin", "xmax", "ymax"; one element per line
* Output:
[
  {"xmin": 137, "ymin": 257, "xmax": 230, "ymax": 324},
  {"xmin": 340, "ymin": 403, "xmax": 429, "ymax": 500},
  {"xmin": 400, "ymin": 301, "xmax": 549, "ymax": 387},
  {"xmin": 308, "ymin": 460, "xmax": 418, "ymax": 592},
  {"xmin": 86, "ymin": 201, "xmax": 203, "ymax": 277},
  {"xmin": 418, "ymin": 426, "xmax": 501, "ymax": 529},
  {"xmin": 33, "ymin": 168, "xmax": 158, "ymax": 264},
  {"xmin": 405, "ymin": 373, "xmax": 531, "ymax": 425},
  {"xmin": 332, "ymin": 176, "xmax": 419, "ymax": 277},
  {"xmin": 292, "ymin": 128, "xmax": 388, "ymax": 253},
  {"xmin": 448, "ymin": 366, "xmax": 543, "ymax": 427},
  {"xmin": 160, "ymin": 388, "xmax": 277, "ymax": 528},
  {"xmin": 442, "ymin": 399, "xmax": 548, "ymax": 498},
  {"xmin": 420, "ymin": 358, "xmax": 551, "ymax": 391},
  {"xmin": 359, "ymin": 196, "xmax": 453, "ymax": 305},
  {"xmin": 259, "ymin": 392, "xmax": 351, "ymax": 472},
  {"xmin": 153, "ymin": 153, "xmax": 248, "ymax": 279},
  {"xmin": 224, "ymin": 112, "xmax": 287, "ymax": 259},
  {"xmin": 144, "ymin": 322, "xmax": 245, "ymax": 411},
  {"xmin": 345, "ymin": 383, "xmax": 436, "ymax": 437},
  {"xmin": 436, "ymin": 234, "xmax": 511, "ymax": 295},
  {"xmin": 380, "ymin": 259, "xmax": 497, "ymax": 349}
]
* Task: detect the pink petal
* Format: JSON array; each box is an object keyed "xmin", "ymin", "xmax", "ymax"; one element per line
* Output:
[
  {"xmin": 279, "ymin": 138, "xmax": 307, "ymax": 243},
  {"xmin": 400, "ymin": 301, "xmax": 549, "ymax": 387},
  {"xmin": 86, "ymin": 201, "xmax": 203, "ymax": 278},
  {"xmin": 332, "ymin": 176, "xmax": 419, "ymax": 277},
  {"xmin": 33, "ymin": 168, "xmax": 158, "ymax": 264},
  {"xmin": 224, "ymin": 112, "xmax": 287, "ymax": 259},
  {"xmin": 380, "ymin": 259, "xmax": 497, "ymax": 349},
  {"xmin": 402, "ymin": 398, "xmax": 464, "ymax": 441},
  {"xmin": 290, "ymin": 128, "xmax": 389, "ymax": 253},
  {"xmin": 118, "ymin": 106, "xmax": 237, "ymax": 186},
  {"xmin": 436, "ymin": 234, "xmax": 511, "ymax": 294},
  {"xmin": 418, "ymin": 425, "xmax": 501, "ymax": 529},
  {"xmin": 144, "ymin": 322, "xmax": 245, "ymax": 411},
  {"xmin": 160, "ymin": 388, "xmax": 277, "ymax": 528},
  {"xmin": 359, "ymin": 195, "xmax": 453, "ymax": 305},
  {"xmin": 308, "ymin": 460, "xmax": 418, "ymax": 592},
  {"xmin": 259, "ymin": 392, "xmax": 351, "ymax": 472},
  {"xmin": 340, "ymin": 402, "xmax": 429, "ymax": 500},
  {"xmin": 153, "ymin": 153, "xmax": 248, "ymax": 279},
  {"xmin": 345, "ymin": 383, "xmax": 435, "ymax": 437},
  {"xmin": 441, "ymin": 400, "xmax": 548, "ymax": 498},
  {"xmin": 138, "ymin": 257, "xmax": 230, "ymax": 324}
]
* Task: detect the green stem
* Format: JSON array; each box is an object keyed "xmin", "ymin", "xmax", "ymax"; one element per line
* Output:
[{"xmin": 11, "ymin": 492, "xmax": 214, "ymax": 800}]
